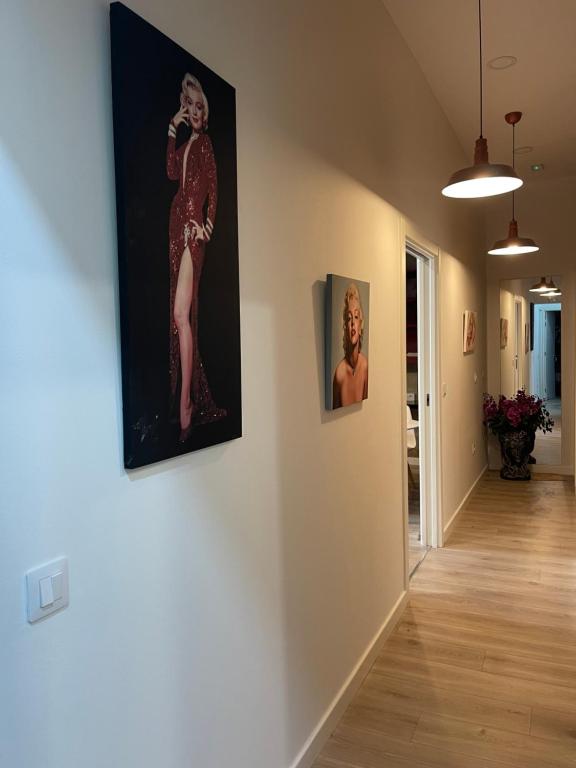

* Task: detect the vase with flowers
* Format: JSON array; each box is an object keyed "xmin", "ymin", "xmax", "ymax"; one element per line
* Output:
[{"xmin": 483, "ymin": 390, "xmax": 554, "ymax": 480}]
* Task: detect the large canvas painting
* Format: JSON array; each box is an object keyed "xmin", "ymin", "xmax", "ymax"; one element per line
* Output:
[
  {"xmin": 325, "ymin": 274, "xmax": 370, "ymax": 410},
  {"xmin": 111, "ymin": 3, "xmax": 241, "ymax": 468}
]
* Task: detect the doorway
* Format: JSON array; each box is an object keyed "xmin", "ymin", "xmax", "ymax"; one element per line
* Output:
[
  {"xmin": 531, "ymin": 302, "xmax": 562, "ymax": 465},
  {"xmin": 405, "ymin": 244, "xmax": 438, "ymax": 576}
]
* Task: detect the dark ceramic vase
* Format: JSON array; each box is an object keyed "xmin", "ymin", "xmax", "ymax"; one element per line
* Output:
[{"xmin": 499, "ymin": 429, "xmax": 532, "ymax": 480}]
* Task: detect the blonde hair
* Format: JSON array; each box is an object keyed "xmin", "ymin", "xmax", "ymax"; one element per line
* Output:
[
  {"xmin": 342, "ymin": 283, "xmax": 364, "ymax": 353},
  {"xmin": 180, "ymin": 73, "xmax": 209, "ymax": 129}
]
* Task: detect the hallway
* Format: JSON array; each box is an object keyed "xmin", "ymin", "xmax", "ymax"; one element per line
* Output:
[{"xmin": 314, "ymin": 472, "xmax": 576, "ymax": 768}]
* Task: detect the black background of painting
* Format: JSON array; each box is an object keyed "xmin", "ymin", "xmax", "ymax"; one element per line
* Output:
[{"xmin": 111, "ymin": 3, "xmax": 241, "ymax": 468}]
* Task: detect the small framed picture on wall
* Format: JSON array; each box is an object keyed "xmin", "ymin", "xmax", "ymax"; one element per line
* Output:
[
  {"xmin": 500, "ymin": 318, "xmax": 509, "ymax": 349},
  {"xmin": 463, "ymin": 310, "xmax": 477, "ymax": 353},
  {"xmin": 325, "ymin": 274, "xmax": 370, "ymax": 410}
]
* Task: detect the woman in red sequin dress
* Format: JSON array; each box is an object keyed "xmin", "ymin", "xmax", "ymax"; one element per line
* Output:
[{"xmin": 167, "ymin": 73, "xmax": 226, "ymax": 441}]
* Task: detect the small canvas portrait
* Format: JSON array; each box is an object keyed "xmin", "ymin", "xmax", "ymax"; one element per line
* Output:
[
  {"xmin": 325, "ymin": 274, "xmax": 370, "ymax": 410},
  {"xmin": 463, "ymin": 310, "xmax": 477, "ymax": 353},
  {"xmin": 500, "ymin": 318, "xmax": 509, "ymax": 349}
]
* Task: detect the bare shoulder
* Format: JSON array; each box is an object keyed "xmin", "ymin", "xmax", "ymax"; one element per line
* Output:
[{"xmin": 333, "ymin": 359, "xmax": 347, "ymax": 383}]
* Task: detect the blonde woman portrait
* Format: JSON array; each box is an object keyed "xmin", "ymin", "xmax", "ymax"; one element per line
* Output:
[
  {"xmin": 167, "ymin": 73, "xmax": 225, "ymax": 441},
  {"xmin": 111, "ymin": 4, "xmax": 242, "ymax": 468},
  {"xmin": 332, "ymin": 282, "xmax": 369, "ymax": 408}
]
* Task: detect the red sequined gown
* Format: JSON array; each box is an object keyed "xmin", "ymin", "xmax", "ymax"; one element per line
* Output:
[{"xmin": 167, "ymin": 130, "xmax": 226, "ymax": 425}]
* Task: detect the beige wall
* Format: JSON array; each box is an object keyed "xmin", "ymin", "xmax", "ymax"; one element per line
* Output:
[
  {"xmin": 486, "ymin": 176, "xmax": 576, "ymax": 473},
  {"xmin": 437, "ymin": 231, "xmax": 487, "ymax": 532},
  {"xmin": 1, "ymin": 2, "xmax": 485, "ymax": 767}
]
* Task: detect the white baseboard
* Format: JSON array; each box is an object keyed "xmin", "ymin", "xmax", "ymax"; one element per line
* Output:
[
  {"xmin": 443, "ymin": 464, "xmax": 487, "ymax": 544},
  {"xmin": 290, "ymin": 589, "xmax": 409, "ymax": 768}
]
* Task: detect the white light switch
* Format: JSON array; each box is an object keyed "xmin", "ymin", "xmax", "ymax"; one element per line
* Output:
[
  {"xmin": 39, "ymin": 576, "xmax": 54, "ymax": 608},
  {"xmin": 52, "ymin": 571, "xmax": 64, "ymax": 601},
  {"xmin": 26, "ymin": 558, "xmax": 69, "ymax": 623}
]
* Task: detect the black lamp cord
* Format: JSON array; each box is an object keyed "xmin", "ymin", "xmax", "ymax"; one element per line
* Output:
[
  {"xmin": 479, "ymin": 0, "xmax": 483, "ymax": 137},
  {"xmin": 512, "ymin": 122, "xmax": 516, "ymax": 219}
]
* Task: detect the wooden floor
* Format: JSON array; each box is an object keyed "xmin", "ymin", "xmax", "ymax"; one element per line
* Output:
[{"xmin": 314, "ymin": 471, "xmax": 576, "ymax": 768}]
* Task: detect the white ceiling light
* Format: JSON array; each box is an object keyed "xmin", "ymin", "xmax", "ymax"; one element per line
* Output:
[{"xmin": 442, "ymin": 2, "xmax": 522, "ymax": 199}]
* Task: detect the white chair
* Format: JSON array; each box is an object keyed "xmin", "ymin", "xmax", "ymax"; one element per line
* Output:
[{"xmin": 406, "ymin": 405, "xmax": 419, "ymax": 485}]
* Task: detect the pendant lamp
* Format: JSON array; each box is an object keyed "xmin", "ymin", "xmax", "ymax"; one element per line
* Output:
[
  {"xmin": 529, "ymin": 277, "xmax": 554, "ymax": 293},
  {"xmin": 488, "ymin": 113, "xmax": 539, "ymax": 255},
  {"xmin": 442, "ymin": 1, "xmax": 523, "ymax": 199},
  {"xmin": 541, "ymin": 279, "xmax": 561, "ymax": 296}
]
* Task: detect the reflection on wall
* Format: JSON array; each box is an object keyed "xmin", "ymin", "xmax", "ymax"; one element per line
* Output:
[
  {"xmin": 499, "ymin": 286, "xmax": 529, "ymax": 397},
  {"xmin": 500, "ymin": 276, "xmax": 562, "ymax": 466}
]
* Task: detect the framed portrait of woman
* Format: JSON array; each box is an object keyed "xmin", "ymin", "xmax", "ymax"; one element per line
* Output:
[
  {"xmin": 111, "ymin": 3, "xmax": 241, "ymax": 468},
  {"xmin": 325, "ymin": 274, "xmax": 370, "ymax": 410}
]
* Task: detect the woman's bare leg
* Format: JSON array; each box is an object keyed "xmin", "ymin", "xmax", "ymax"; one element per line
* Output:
[{"xmin": 173, "ymin": 246, "xmax": 194, "ymax": 430}]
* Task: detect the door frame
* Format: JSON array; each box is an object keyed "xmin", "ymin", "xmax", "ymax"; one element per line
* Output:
[{"xmin": 401, "ymin": 226, "xmax": 442, "ymax": 587}]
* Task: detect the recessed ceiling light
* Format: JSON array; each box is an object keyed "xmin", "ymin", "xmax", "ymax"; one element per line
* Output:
[
  {"xmin": 488, "ymin": 55, "xmax": 517, "ymax": 70},
  {"xmin": 514, "ymin": 145, "xmax": 533, "ymax": 155},
  {"xmin": 531, "ymin": 163, "xmax": 544, "ymax": 171}
]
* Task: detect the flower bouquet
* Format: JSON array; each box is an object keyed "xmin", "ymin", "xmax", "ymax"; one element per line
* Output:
[{"xmin": 483, "ymin": 390, "xmax": 554, "ymax": 480}]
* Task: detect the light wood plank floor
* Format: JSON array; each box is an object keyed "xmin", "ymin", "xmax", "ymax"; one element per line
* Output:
[{"xmin": 314, "ymin": 471, "xmax": 576, "ymax": 768}]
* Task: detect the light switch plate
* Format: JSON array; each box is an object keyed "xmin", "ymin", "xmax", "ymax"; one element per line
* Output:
[{"xmin": 26, "ymin": 557, "xmax": 69, "ymax": 623}]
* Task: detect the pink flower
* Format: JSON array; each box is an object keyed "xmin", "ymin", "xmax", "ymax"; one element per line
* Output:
[{"xmin": 506, "ymin": 406, "xmax": 522, "ymax": 427}]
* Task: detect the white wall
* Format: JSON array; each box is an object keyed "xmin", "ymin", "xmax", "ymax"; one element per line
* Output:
[
  {"xmin": 0, "ymin": 2, "xmax": 485, "ymax": 767},
  {"xmin": 487, "ymin": 176, "xmax": 576, "ymax": 473}
]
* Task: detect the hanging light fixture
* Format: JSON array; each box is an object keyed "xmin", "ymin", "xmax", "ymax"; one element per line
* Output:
[
  {"xmin": 442, "ymin": 1, "xmax": 523, "ymax": 199},
  {"xmin": 541, "ymin": 279, "xmax": 561, "ymax": 297},
  {"xmin": 488, "ymin": 112, "xmax": 539, "ymax": 255},
  {"xmin": 529, "ymin": 276, "xmax": 555, "ymax": 293}
]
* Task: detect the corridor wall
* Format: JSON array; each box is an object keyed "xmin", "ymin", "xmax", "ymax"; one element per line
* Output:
[{"xmin": 1, "ymin": 2, "xmax": 485, "ymax": 767}]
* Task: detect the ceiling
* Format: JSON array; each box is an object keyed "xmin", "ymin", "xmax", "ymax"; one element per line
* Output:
[{"xmin": 382, "ymin": 0, "xmax": 576, "ymax": 184}]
